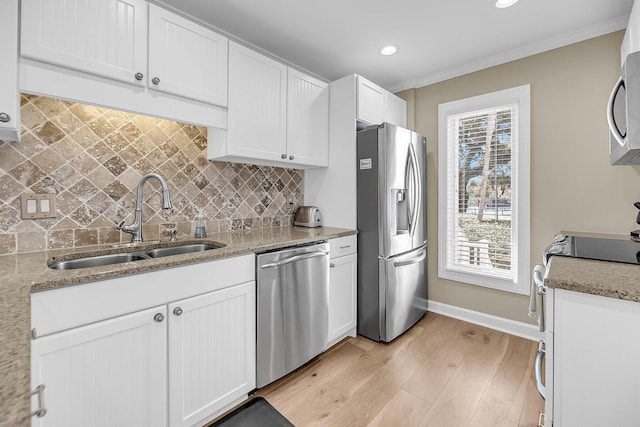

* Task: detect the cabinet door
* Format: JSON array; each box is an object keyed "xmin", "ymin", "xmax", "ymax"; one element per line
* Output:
[
  {"xmin": 328, "ymin": 253, "xmax": 357, "ymax": 345},
  {"xmin": 384, "ymin": 92, "xmax": 407, "ymax": 127},
  {"xmin": 553, "ymin": 289, "xmax": 640, "ymax": 426},
  {"xmin": 0, "ymin": 0, "xmax": 19, "ymax": 141},
  {"xmin": 168, "ymin": 281, "xmax": 256, "ymax": 427},
  {"xmin": 357, "ymin": 76, "xmax": 385, "ymax": 125},
  {"xmin": 286, "ymin": 69, "xmax": 329, "ymax": 167},
  {"xmin": 148, "ymin": 5, "xmax": 228, "ymax": 106},
  {"xmin": 21, "ymin": 0, "xmax": 148, "ymax": 86},
  {"xmin": 31, "ymin": 306, "xmax": 167, "ymax": 427},
  {"xmin": 227, "ymin": 41, "xmax": 287, "ymax": 162}
]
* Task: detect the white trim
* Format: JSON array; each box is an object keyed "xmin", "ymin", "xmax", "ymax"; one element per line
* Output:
[
  {"xmin": 428, "ymin": 300, "xmax": 543, "ymax": 342},
  {"xmin": 387, "ymin": 15, "xmax": 628, "ymax": 93},
  {"xmin": 438, "ymin": 85, "xmax": 530, "ymax": 295}
]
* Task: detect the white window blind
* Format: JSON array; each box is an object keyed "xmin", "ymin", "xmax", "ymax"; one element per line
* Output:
[{"xmin": 438, "ymin": 86, "xmax": 530, "ymax": 294}]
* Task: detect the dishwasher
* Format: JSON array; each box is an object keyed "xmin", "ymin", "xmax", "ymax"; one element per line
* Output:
[{"xmin": 256, "ymin": 241, "xmax": 330, "ymax": 388}]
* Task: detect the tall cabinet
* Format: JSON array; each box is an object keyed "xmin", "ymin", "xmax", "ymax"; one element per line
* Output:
[{"xmin": 304, "ymin": 74, "xmax": 407, "ymax": 228}]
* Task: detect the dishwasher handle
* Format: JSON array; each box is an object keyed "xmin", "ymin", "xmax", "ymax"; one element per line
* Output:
[{"xmin": 260, "ymin": 251, "xmax": 329, "ymax": 269}]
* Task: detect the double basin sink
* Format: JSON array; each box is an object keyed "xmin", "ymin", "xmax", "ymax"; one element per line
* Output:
[{"xmin": 48, "ymin": 242, "xmax": 225, "ymax": 270}]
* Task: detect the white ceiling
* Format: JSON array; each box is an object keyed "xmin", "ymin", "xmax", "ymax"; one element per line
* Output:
[{"xmin": 156, "ymin": 0, "xmax": 633, "ymax": 92}]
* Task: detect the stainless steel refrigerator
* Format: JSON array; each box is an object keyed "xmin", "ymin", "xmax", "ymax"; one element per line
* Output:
[{"xmin": 357, "ymin": 123, "xmax": 428, "ymax": 342}]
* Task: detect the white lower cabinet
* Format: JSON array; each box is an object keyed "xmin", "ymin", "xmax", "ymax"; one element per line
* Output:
[
  {"xmin": 328, "ymin": 236, "xmax": 357, "ymax": 346},
  {"xmin": 31, "ymin": 254, "xmax": 256, "ymax": 427},
  {"xmin": 31, "ymin": 306, "xmax": 168, "ymax": 427},
  {"xmin": 548, "ymin": 288, "xmax": 640, "ymax": 426},
  {"xmin": 169, "ymin": 282, "xmax": 255, "ymax": 427}
]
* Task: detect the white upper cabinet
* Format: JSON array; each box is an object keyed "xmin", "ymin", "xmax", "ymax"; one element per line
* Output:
[
  {"xmin": 356, "ymin": 75, "xmax": 407, "ymax": 127},
  {"xmin": 148, "ymin": 5, "xmax": 228, "ymax": 106},
  {"xmin": 20, "ymin": 0, "xmax": 227, "ymax": 128},
  {"xmin": 0, "ymin": 0, "xmax": 20, "ymax": 141},
  {"xmin": 209, "ymin": 41, "xmax": 329, "ymax": 169},
  {"xmin": 384, "ymin": 91, "xmax": 408, "ymax": 128},
  {"xmin": 224, "ymin": 41, "xmax": 288, "ymax": 163},
  {"xmin": 287, "ymin": 69, "xmax": 329, "ymax": 167},
  {"xmin": 21, "ymin": 0, "xmax": 148, "ymax": 85},
  {"xmin": 357, "ymin": 76, "xmax": 385, "ymax": 125}
]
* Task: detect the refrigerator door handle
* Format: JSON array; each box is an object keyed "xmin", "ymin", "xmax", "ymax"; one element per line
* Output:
[
  {"xmin": 407, "ymin": 143, "xmax": 422, "ymax": 237},
  {"xmin": 393, "ymin": 247, "xmax": 427, "ymax": 267}
]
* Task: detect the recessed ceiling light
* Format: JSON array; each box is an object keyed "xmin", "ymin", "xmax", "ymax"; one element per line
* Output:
[
  {"xmin": 495, "ymin": 0, "xmax": 518, "ymax": 8},
  {"xmin": 380, "ymin": 46, "xmax": 397, "ymax": 56}
]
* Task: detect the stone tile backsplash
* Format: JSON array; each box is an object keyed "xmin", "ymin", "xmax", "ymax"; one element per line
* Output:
[{"xmin": 0, "ymin": 95, "xmax": 303, "ymax": 255}]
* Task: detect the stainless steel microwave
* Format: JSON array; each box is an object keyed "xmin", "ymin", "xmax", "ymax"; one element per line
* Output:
[{"xmin": 609, "ymin": 51, "xmax": 640, "ymax": 165}]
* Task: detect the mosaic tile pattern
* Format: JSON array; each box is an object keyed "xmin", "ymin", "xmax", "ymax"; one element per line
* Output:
[{"xmin": 0, "ymin": 95, "xmax": 303, "ymax": 254}]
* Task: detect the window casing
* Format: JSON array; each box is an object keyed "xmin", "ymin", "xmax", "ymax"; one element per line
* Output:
[{"xmin": 437, "ymin": 85, "xmax": 530, "ymax": 294}]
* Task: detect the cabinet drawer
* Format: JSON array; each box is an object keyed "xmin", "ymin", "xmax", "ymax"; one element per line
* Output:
[{"xmin": 330, "ymin": 235, "xmax": 357, "ymax": 258}]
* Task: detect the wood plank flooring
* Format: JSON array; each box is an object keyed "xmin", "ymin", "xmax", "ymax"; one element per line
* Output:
[{"xmin": 254, "ymin": 312, "xmax": 544, "ymax": 427}]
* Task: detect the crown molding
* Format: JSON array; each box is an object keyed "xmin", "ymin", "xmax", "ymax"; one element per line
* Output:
[{"xmin": 387, "ymin": 15, "xmax": 628, "ymax": 93}]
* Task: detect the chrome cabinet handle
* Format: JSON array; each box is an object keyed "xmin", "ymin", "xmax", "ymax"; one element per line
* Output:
[
  {"xmin": 152, "ymin": 77, "xmax": 160, "ymax": 85},
  {"xmin": 289, "ymin": 155, "xmax": 294, "ymax": 160},
  {"xmin": 534, "ymin": 340, "xmax": 546, "ymax": 399},
  {"xmin": 135, "ymin": 72, "xmax": 144, "ymax": 81},
  {"xmin": 31, "ymin": 384, "xmax": 47, "ymax": 417},
  {"xmin": 154, "ymin": 313, "xmax": 164, "ymax": 322},
  {"xmin": 173, "ymin": 307, "xmax": 183, "ymax": 316},
  {"xmin": 330, "ymin": 263, "xmax": 335, "ymax": 268},
  {"xmin": 281, "ymin": 154, "xmax": 287, "ymax": 159},
  {"xmin": 0, "ymin": 112, "xmax": 10, "ymax": 123}
]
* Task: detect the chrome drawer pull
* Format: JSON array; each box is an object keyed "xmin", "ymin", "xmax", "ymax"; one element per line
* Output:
[{"xmin": 31, "ymin": 384, "xmax": 47, "ymax": 417}]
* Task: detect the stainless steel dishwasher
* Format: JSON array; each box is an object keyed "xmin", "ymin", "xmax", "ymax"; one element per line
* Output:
[{"xmin": 256, "ymin": 241, "xmax": 330, "ymax": 388}]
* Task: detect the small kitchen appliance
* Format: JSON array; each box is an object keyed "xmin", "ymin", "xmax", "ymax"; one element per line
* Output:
[{"xmin": 293, "ymin": 206, "xmax": 323, "ymax": 227}]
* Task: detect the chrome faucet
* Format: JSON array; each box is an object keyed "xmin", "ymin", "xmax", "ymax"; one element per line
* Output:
[{"xmin": 118, "ymin": 174, "xmax": 172, "ymax": 243}]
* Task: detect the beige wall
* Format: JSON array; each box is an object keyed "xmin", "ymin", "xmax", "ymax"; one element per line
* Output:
[{"xmin": 398, "ymin": 31, "xmax": 640, "ymax": 324}]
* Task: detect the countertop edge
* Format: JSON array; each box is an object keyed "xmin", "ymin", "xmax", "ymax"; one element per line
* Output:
[
  {"xmin": 545, "ymin": 255, "xmax": 640, "ymax": 303},
  {"xmin": 0, "ymin": 226, "xmax": 356, "ymax": 426}
]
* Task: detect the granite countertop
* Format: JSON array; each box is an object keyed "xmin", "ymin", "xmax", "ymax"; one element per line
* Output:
[
  {"xmin": 544, "ymin": 231, "xmax": 640, "ymax": 303},
  {"xmin": 0, "ymin": 226, "xmax": 356, "ymax": 426},
  {"xmin": 545, "ymin": 256, "xmax": 640, "ymax": 302}
]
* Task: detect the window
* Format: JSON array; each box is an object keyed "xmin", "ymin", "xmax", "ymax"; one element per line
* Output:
[{"xmin": 438, "ymin": 85, "xmax": 530, "ymax": 294}]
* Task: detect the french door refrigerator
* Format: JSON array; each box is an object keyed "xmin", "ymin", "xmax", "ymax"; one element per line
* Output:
[{"xmin": 357, "ymin": 123, "xmax": 428, "ymax": 342}]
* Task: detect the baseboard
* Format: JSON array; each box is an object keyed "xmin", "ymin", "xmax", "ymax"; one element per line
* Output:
[{"xmin": 427, "ymin": 300, "xmax": 544, "ymax": 342}]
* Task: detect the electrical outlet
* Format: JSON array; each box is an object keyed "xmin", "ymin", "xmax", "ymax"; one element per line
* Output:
[{"xmin": 20, "ymin": 193, "xmax": 57, "ymax": 219}]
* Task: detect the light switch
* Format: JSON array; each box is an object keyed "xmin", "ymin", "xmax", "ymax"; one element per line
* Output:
[
  {"xmin": 26, "ymin": 199, "xmax": 37, "ymax": 214},
  {"xmin": 20, "ymin": 193, "xmax": 57, "ymax": 219}
]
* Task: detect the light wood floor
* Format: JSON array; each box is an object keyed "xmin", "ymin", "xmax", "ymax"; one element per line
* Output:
[{"xmin": 255, "ymin": 312, "xmax": 544, "ymax": 427}]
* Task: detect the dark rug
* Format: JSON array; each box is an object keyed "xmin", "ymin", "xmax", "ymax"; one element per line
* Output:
[{"xmin": 209, "ymin": 397, "xmax": 295, "ymax": 427}]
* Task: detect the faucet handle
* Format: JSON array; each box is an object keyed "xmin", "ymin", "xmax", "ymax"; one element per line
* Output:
[
  {"xmin": 117, "ymin": 220, "xmax": 125, "ymax": 230},
  {"xmin": 169, "ymin": 229, "xmax": 178, "ymax": 241}
]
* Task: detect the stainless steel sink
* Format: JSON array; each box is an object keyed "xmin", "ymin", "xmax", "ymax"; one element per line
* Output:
[
  {"xmin": 48, "ymin": 242, "xmax": 226, "ymax": 270},
  {"xmin": 146, "ymin": 244, "xmax": 222, "ymax": 258},
  {"xmin": 49, "ymin": 253, "xmax": 150, "ymax": 270}
]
